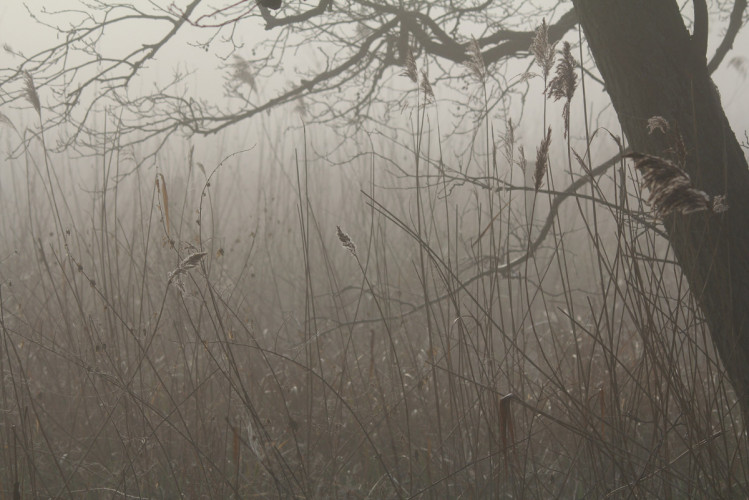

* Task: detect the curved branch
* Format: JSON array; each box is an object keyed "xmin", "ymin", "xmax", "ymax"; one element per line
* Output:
[
  {"xmin": 8, "ymin": 2, "xmax": 582, "ymax": 152},
  {"xmin": 261, "ymin": 0, "xmax": 332, "ymax": 29},
  {"xmin": 193, "ymin": 19, "xmax": 398, "ymax": 134},
  {"xmin": 128, "ymin": 0, "xmax": 203, "ymax": 83},
  {"xmin": 327, "ymin": 149, "xmax": 668, "ymax": 336},
  {"xmin": 481, "ymin": 8, "xmax": 578, "ymax": 64},
  {"xmin": 355, "ymin": 150, "xmax": 632, "ymax": 327},
  {"xmin": 707, "ymin": 0, "xmax": 748, "ymax": 73},
  {"xmin": 360, "ymin": 1, "xmax": 577, "ymax": 66},
  {"xmin": 467, "ymin": 149, "xmax": 630, "ymax": 274}
]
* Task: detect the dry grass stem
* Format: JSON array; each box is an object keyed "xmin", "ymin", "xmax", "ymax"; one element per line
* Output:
[
  {"xmin": 156, "ymin": 173, "xmax": 170, "ymax": 238},
  {"xmin": 572, "ymin": 149, "xmax": 592, "ymax": 176},
  {"xmin": 4, "ymin": 14, "xmax": 745, "ymax": 498}
]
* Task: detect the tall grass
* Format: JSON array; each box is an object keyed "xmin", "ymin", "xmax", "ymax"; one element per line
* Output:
[{"xmin": 0, "ymin": 42, "xmax": 747, "ymax": 500}]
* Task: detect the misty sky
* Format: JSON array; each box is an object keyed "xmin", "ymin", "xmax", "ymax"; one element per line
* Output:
[{"xmin": 1, "ymin": 1, "xmax": 748, "ymax": 145}]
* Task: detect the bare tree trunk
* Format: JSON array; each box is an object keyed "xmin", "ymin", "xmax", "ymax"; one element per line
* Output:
[{"xmin": 572, "ymin": 0, "xmax": 749, "ymax": 419}]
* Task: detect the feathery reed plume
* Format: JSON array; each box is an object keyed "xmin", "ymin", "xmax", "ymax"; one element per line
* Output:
[
  {"xmin": 167, "ymin": 251, "xmax": 207, "ymax": 284},
  {"xmin": 229, "ymin": 55, "xmax": 257, "ymax": 92},
  {"xmin": 420, "ymin": 69, "xmax": 434, "ymax": 104},
  {"xmin": 530, "ymin": 18, "xmax": 556, "ymax": 80},
  {"xmin": 647, "ymin": 116, "xmax": 670, "ymax": 135},
  {"xmin": 625, "ymin": 152, "xmax": 729, "ymax": 216},
  {"xmin": 534, "ymin": 126, "xmax": 552, "ymax": 190},
  {"xmin": 517, "ymin": 145, "xmax": 527, "ymax": 172},
  {"xmin": 546, "ymin": 42, "xmax": 578, "ymax": 138},
  {"xmin": 465, "ymin": 37, "xmax": 486, "ymax": 82},
  {"xmin": 503, "ymin": 118, "xmax": 515, "ymax": 164},
  {"xmin": 22, "ymin": 71, "xmax": 41, "ymax": 116},
  {"xmin": 402, "ymin": 50, "xmax": 418, "ymax": 83},
  {"xmin": 337, "ymin": 226, "xmax": 357, "ymax": 257}
]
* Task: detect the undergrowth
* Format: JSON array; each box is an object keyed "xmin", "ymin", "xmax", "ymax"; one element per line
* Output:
[{"xmin": 0, "ymin": 33, "xmax": 747, "ymax": 500}]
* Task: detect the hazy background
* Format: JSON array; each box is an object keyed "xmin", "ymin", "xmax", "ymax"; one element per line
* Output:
[{"xmin": 1, "ymin": 1, "xmax": 749, "ymax": 498}]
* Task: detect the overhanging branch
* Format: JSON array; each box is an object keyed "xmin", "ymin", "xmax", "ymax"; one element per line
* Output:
[{"xmin": 707, "ymin": 0, "xmax": 747, "ymax": 73}]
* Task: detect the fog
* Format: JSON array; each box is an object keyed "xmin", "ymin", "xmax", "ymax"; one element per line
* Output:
[{"xmin": 1, "ymin": 1, "xmax": 749, "ymax": 498}]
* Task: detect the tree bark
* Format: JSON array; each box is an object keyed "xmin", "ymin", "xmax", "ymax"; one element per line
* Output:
[{"xmin": 572, "ymin": 0, "xmax": 749, "ymax": 418}]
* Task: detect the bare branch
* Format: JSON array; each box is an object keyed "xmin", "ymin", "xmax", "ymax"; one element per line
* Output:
[
  {"xmin": 3, "ymin": 1, "xmax": 580, "ymax": 153},
  {"xmin": 708, "ymin": 0, "xmax": 748, "ymax": 73}
]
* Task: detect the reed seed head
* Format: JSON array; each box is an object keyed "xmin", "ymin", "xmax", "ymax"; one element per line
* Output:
[
  {"xmin": 517, "ymin": 145, "xmax": 527, "ymax": 172},
  {"xmin": 530, "ymin": 18, "xmax": 556, "ymax": 80},
  {"xmin": 465, "ymin": 37, "xmax": 486, "ymax": 82},
  {"xmin": 546, "ymin": 42, "xmax": 578, "ymax": 138},
  {"xmin": 23, "ymin": 70, "xmax": 41, "ymax": 116},
  {"xmin": 230, "ymin": 55, "xmax": 257, "ymax": 93},
  {"xmin": 625, "ymin": 152, "xmax": 728, "ymax": 216},
  {"xmin": 168, "ymin": 251, "xmax": 207, "ymax": 284},
  {"xmin": 647, "ymin": 116, "xmax": 670, "ymax": 135},
  {"xmin": 402, "ymin": 50, "xmax": 418, "ymax": 83},
  {"xmin": 420, "ymin": 69, "xmax": 434, "ymax": 104},
  {"xmin": 534, "ymin": 126, "xmax": 552, "ymax": 191},
  {"xmin": 337, "ymin": 226, "xmax": 357, "ymax": 256}
]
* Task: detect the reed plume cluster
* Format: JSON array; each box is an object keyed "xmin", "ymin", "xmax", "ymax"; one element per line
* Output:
[
  {"xmin": 230, "ymin": 54, "xmax": 258, "ymax": 92},
  {"xmin": 530, "ymin": 18, "xmax": 556, "ymax": 80},
  {"xmin": 546, "ymin": 42, "xmax": 578, "ymax": 138},
  {"xmin": 23, "ymin": 70, "xmax": 41, "ymax": 116},
  {"xmin": 465, "ymin": 37, "xmax": 486, "ymax": 82},
  {"xmin": 401, "ymin": 50, "xmax": 434, "ymax": 104},
  {"xmin": 420, "ymin": 69, "xmax": 435, "ymax": 103},
  {"xmin": 337, "ymin": 226, "xmax": 357, "ymax": 256},
  {"xmin": 534, "ymin": 126, "xmax": 552, "ymax": 190},
  {"xmin": 626, "ymin": 152, "xmax": 728, "ymax": 216},
  {"xmin": 403, "ymin": 50, "xmax": 418, "ymax": 83},
  {"xmin": 167, "ymin": 251, "xmax": 208, "ymax": 283}
]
